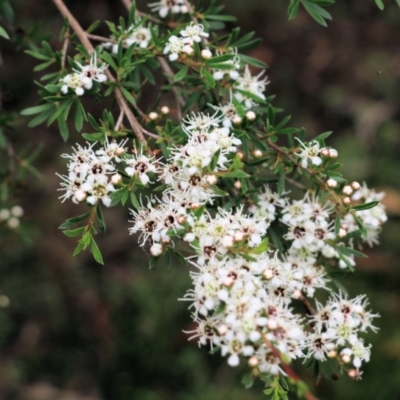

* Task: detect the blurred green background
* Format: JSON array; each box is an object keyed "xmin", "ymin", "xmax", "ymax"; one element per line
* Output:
[{"xmin": 0, "ymin": 0, "xmax": 400, "ymax": 399}]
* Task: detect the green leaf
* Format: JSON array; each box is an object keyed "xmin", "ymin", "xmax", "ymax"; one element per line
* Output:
[
  {"xmin": 249, "ymin": 238, "xmax": 268, "ymax": 254},
  {"xmin": 277, "ymin": 164, "xmax": 285, "ymax": 196},
  {"xmin": 48, "ymin": 97, "xmax": 74, "ymax": 126},
  {"xmin": 130, "ymin": 191, "xmax": 140, "ymax": 209},
  {"xmin": 96, "ymin": 205, "xmax": 106, "ymax": 234},
  {"xmin": 375, "ymin": 0, "xmax": 385, "ymax": 9},
  {"xmin": 238, "ymin": 54, "xmax": 267, "ymax": 68},
  {"xmin": 21, "ymin": 104, "xmax": 53, "ymax": 116},
  {"xmin": 211, "ymin": 185, "xmax": 228, "ymax": 196},
  {"xmin": 353, "ymin": 213, "xmax": 367, "ymax": 237},
  {"xmin": 337, "ymin": 245, "xmax": 367, "ymax": 258},
  {"xmin": 288, "ymin": 0, "xmax": 300, "ymax": 19},
  {"xmin": 241, "ymin": 373, "xmax": 254, "ymax": 389},
  {"xmin": 57, "ymin": 114, "xmax": 69, "ymax": 142},
  {"xmin": 120, "ymin": 86, "xmax": 136, "ymax": 105},
  {"xmin": 302, "ymin": 0, "xmax": 331, "ymax": 26},
  {"xmin": 0, "ymin": 25, "xmax": 9, "ymax": 39},
  {"xmin": 59, "ymin": 210, "xmax": 91, "ymax": 229},
  {"xmin": 173, "ymin": 65, "xmax": 189, "ymax": 82},
  {"xmin": 63, "ymin": 227, "xmax": 86, "ymax": 237},
  {"xmin": 205, "ymin": 54, "xmax": 235, "ymax": 65},
  {"xmin": 90, "ymin": 238, "xmax": 104, "ymax": 264},
  {"xmin": 200, "ymin": 66, "xmax": 215, "ymax": 88},
  {"xmin": 352, "ymin": 201, "xmax": 379, "ymax": 211},
  {"xmin": 223, "ymin": 170, "xmax": 250, "ymax": 178},
  {"xmin": 205, "ymin": 14, "xmax": 237, "ymax": 22}
]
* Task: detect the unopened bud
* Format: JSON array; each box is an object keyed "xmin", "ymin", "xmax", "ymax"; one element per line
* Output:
[
  {"xmin": 160, "ymin": 106, "xmax": 170, "ymax": 115},
  {"xmin": 338, "ymin": 228, "xmax": 347, "ymax": 238},
  {"xmin": 234, "ymin": 231, "xmax": 245, "ymax": 242},
  {"xmin": 327, "ymin": 178, "xmax": 338, "ymax": 188},
  {"xmin": 218, "ymin": 324, "xmax": 228, "ymax": 335},
  {"xmin": 206, "ymin": 175, "xmax": 218, "ymax": 185},
  {"xmin": 111, "ymin": 173, "xmax": 122, "ymax": 185},
  {"xmin": 0, "ymin": 209, "xmax": 10, "ymax": 220},
  {"xmin": 150, "ymin": 243, "xmax": 163, "ymax": 256},
  {"xmin": 236, "ymin": 151, "xmax": 244, "ymax": 160},
  {"xmin": 267, "ymin": 319, "xmax": 278, "ymax": 330},
  {"xmin": 190, "ymin": 203, "xmax": 201, "ymax": 210},
  {"xmin": 201, "ymin": 49, "xmax": 212, "ymax": 59},
  {"xmin": 177, "ymin": 216, "xmax": 186, "ymax": 224},
  {"xmin": 115, "ymin": 147, "xmax": 126, "ymax": 156},
  {"xmin": 184, "ymin": 46, "xmax": 194, "ymax": 55},
  {"xmin": 329, "ymin": 149, "xmax": 338, "ymax": 158},
  {"xmin": 11, "ymin": 206, "xmax": 23, "ymax": 217},
  {"xmin": 149, "ymin": 111, "xmax": 158, "ymax": 120},
  {"xmin": 248, "ymin": 356, "xmax": 259, "ymax": 367},
  {"xmin": 340, "ymin": 223, "xmax": 350, "ymax": 231},
  {"xmin": 233, "ymin": 116, "xmax": 242, "ymax": 125},
  {"xmin": 74, "ymin": 190, "xmax": 87, "ymax": 202},
  {"xmin": 351, "ymin": 181, "xmax": 361, "ymax": 190},
  {"xmin": 341, "ymin": 354, "xmax": 351, "ymax": 364},
  {"xmin": 246, "ymin": 110, "xmax": 256, "ymax": 121},
  {"xmin": 7, "ymin": 217, "xmax": 19, "ymax": 229},
  {"xmin": 223, "ymin": 277, "xmax": 235, "ymax": 287},
  {"xmin": 342, "ymin": 185, "xmax": 353, "ymax": 195},
  {"xmin": 234, "ymin": 181, "xmax": 241, "ymax": 189},
  {"xmin": 222, "ymin": 235, "xmax": 234, "ymax": 248},
  {"xmin": 292, "ymin": 289, "xmax": 302, "ymax": 299},
  {"xmin": 320, "ymin": 148, "xmax": 330, "ymax": 157},
  {"xmin": 253, "ymin": 150, "xmax": 263, "ymax": 158},
  {"xmin": 343, "ymin": 196, "xmax": 352, "ymax": 205},
  {"xmin": 328, "ymin": 350, "xmax": 338, "ymax": 359},
  {"xmin": 263, "ymin": 269, "xmax": 273, "ymax": 280}
]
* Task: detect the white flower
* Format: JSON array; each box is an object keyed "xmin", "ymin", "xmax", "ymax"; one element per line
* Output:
[
  {"xmin": 163, "ymin": 35, "xmax": 192, "ymax": 61},
  {"xmin": 294, "ymin": 138, "xmax": 322, "ymax": 169},
  {"xmin": 180, "ymin": 23, "xmax": 209, "ymax": 44},
  {"xmin": 148, "ymin": 0, "xmax": 189, "ymax": 18},
  {"xmin": 125, "ymin": 26, "xmax": 152, "ymax": 48}
]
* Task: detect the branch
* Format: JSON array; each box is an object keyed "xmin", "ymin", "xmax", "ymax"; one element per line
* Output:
[{"xmin": 52, "ymin": 0, "xmax": 148, "ymax": 145}]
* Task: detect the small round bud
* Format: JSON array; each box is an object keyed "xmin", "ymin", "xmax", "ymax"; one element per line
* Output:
[
  {"xmin": 218, "ymin": 324, "xmax": 228, "ymax": 335},
  {"xmin": 7, "ymin": 217, "xmax": 20, "ymax": 229},
  {"xmin": 342, "ymin": 185, "xmax": 353, "ymax": 195},
  {"xmin": 248, "ymin": 356, "xmax": 259, "ymax": 367},
  {"xmin": 206, "ymin": 175, "xmax": 218, "ymax": 185},
  {"xmin": 233, "ymin": 116, "xmax": 242, "ymax": 125},
  {"xmin": 267, "ymin": 319, "xmax": 278, "ymax": 330},
  {"xmin": 320, "ymin": 148, "xmax": 330, "ymax": 157},
  {"xmin": 328, "ymin": 350, "xmax": 338, "ymax": 359},
  {"xmin": 236, "ymin": 151, "xmax": 244, "ymax": 160},
  {"xmin": 221, "ymin": 235, "xmax": 234, "ymax": 248},
  {"xmin": 253, "ymin": 150, "xmax": 263, "ymax": 158},
  {"xmin": 343, "ymin": 196, "xmax": 352, "ymax": 205},
  {"xmin": 223, "ymin": 277, "xmax": 235, "ymax": 287},
  {"xmin": 234, "ymin": 231, "xmax": 245, "ymax": 242},
  {"xmin": 341, "ymin": 354, "xmax": 351, "ymax": 364},
  {"xmin": 184, "ymin": 46, "xmax": 194, "ymax": 55},
  {"xmin": 340, "ymin": 223, "xmax": 350, "ymax": 231},
  {"xmin": 149, "ymin": 111, "xmax": 158, "ymax": 120},
  {"xmin": 111, "ymin": 173, "xmax": 122, "ymax": 185},
  {"xmin": 115, "ymin": 147, "xmax": 126, "ymax": 156},
  {"xmin": 327, "ymin": 179, "xmax": 338, "ymax": 188},
  {"xmin": 74, "ymin": 190, "xmax": 87, "ymax": 203},
  {"xmin": 348, "ymin": 369, "xmax": 362, "ymax": 380},
  {"xmin": 338, "ymin": 228, "xmax": 347, "ymax": 238},
  {"xmin": 177, "ymin": 216, "xmax": 186, "ymax": 224},
  {"xmin": 11, "ymin": 205, "xmax": 23, "ymax": 217},
  {"xmin": 246, "ymin": 110, "xmax": 256, "ymax": 121},
  {"xmin": 160, "ymin": 106, "xmax": 170, "ymax": 115},
  {"xmin": 0, "ymin": 209, "xmax": 10, "ymax": 220},
  {"xmin": 329, "ymin": 149, "xmax": 338, "ymax": 158},
  {"xmin": 263, "ymin": 269, "xmax": 273, "ymax": 280},
  {"xmin": 201, "ymin": 49, "xmax": 212, "ymax": 59},
  {"xmin": 351, "ymin": 181, "xmax": 361, "ymax": 190},
  {"xmin": 0, "ymin": 295, "xmax": 9, "ymax": 308},
  {"xmin": 292, "ymin": 289, "xmax": 302, "ymax": 299},
  {"xmin": 150, "ymin": 243, "xmax": 163, "ymax": 257},
  {"xmin": 190, "ymin": 203, "xmax": 201, "ymax": 210},
  {"xmin": 234, "ymin": 181, "xmax": 241, "ymax": 189}
]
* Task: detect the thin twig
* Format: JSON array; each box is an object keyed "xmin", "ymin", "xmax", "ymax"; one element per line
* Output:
[
  {"xmin": 86, "ymin": 33, "xmax": 117, "ymax": 43},
  {"xmin": 115, "ymin": 109, "xmax": 125, "ymax": 131},
  {"xmin": 261, "ymin": 333, "xmax": 319, "ymax": 400},
  {"xmin": 61, "ymin": 33, "xmax": 69, "ymax": 69},
  {"xmin": 52, "ymin": 0, "xmax": 148, "ymax": 145}
]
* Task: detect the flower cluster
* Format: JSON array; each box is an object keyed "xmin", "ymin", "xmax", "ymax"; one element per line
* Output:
[
  {"xmin": 60, "ymin": 53, "xmax": 108, "ymax": 96},
  {"xmin": 0, "ymin": 205, "xmax": 23, "ymax": 229},
  {"xmin": 149, "ymin": 0, "xmax": 189, "ymax": 18},
  {"xmin": 164, "ymin": 23, "xmax": 209, "ymax": 61}
]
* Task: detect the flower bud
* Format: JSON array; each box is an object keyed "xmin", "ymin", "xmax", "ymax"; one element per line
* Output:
[
  {"xmin": 177, "ymin": 216, "xmax": 186, "ymax": 224},
  {"xmin": 223, "ymin": 277, "xmax": 235, "ymax": 287},
  {"xmin": 351, "ymin": 181, "xmax": 361, "ymax": 190},
  {"xmin": 338, "ymin": 228, "xmax": 347, "ymax": 238},
  {"xmin": 7, "ymin": 217, "xmax": 20, "ymax": 229},
  {"xmin": 234, "ymin": 231, "xmax": 244, "ymax": 242},
  {"xmin": 248, "ymin": 356, "xmax": 259, "ymax": 367},
  {"xmin": 327, "ymin": 179, "xmax": 338, "ymax": 188},
  {"xmin": 342, "ymin": 185, "xmax": 353, "ymax": 195},
  {"xmin": 0, "ymin": 209, "xmax": 10, "ymax": 220},
  {"xmin": 329, "ymin": 149, "xmax": 338, "ymax": 158},
  {"xmin": 234, "ymin": 181, "xmax": 241, "ymax": 189},
  {"xmin": 218, "ymin": 324, "xmax": 228, "ymax": 335},
  {"xmin": 328, "ymin": 350, "xmax": 338, "ymax": 359},
  {"xmin": 115, "ymin": 147, "xmax": 126, "ymax": 156},
  {"xmin": 267, "ymin": 319, "xmax": 278, "ymax": 330},
  {"xmin": 343, "ymin": 196, "xmax": 351, "ymax": 205},
  {"xmin": 74, "ymin": 190, "xmax": 87, "ymax": 202},
  {"xmin": 233, "ymin": 116, "xmax": 242, "ymax": 125},
  {"xmin": 0, "ymin": 295, "xmax": 10, "ymax": 308},
  {"xmin": 292, "ymin": 289, "xmax": 302, "ymax": 299},
  {"xmin": 263, "ymin": 269, "xmax": 273, "ymax": 280},
  {"xmin": 236, "ymin": 151, "xmax": 244, "ymax": 160},
  {"xmin": 201, "ymin": 49, "xmax": 212, "ymax": 59},
  {"xmin": 340, "ymin": 223, "xmax": 349, "ymax": 231},
  {"xmin": 341, "ymin": 354, "xmax": 351, "ymax": 363},
  {"xmin": 150, "ymin": 243, "xmax": 163, "ymax": 256},
  {"xmin": 320, "ymin": 148, "xmax": 330, "ymax": 157},
  {"xmin": 11, "ymin": 205, "xmax": 23, "ymax": 217},
  {"xmin": 149, "ymin": 111, "xmax": 158, "ymax": 120},
  {"xmin": 111, "ymin": 173, "xmax": 122, "ymax": 185},
  {"xmin": 206, "ymin": 174, "xmax": 218, "ymax": 185},
  {"xmin": 160, "ymin": 106, "xmax": 170, "ymax": 115},
  {"xmin": 253, "ymin": 150, "xmax": 263, "ymax": 158},
  {"xmin": 246, "ymin": 110, "xmax": 256, "ymax": 121}
]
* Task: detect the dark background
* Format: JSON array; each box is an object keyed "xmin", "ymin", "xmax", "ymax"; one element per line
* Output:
[{"xmin": 0, "ymin": 0, "xmax": 400, "ymax": 399}]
